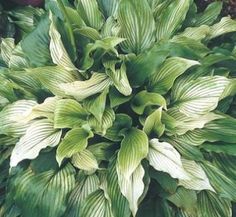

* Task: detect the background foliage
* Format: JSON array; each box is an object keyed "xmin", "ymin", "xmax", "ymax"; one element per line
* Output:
[{"xmin": 1, "ymin": 0, "xmax": 236, "ymax": 216}]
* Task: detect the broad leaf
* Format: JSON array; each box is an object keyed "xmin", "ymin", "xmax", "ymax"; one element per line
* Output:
[
  {"xmin": 117, "ymin": 127, "xmax": 148, "ymax": 179},
  {"xmin": 76, "ymin": 0, "xmax": 105, "ymax": 30},
  {"xmin": 156, "ymin": 0, "xmax": 190, "ymax": 41},
  {"xmin": 118, "ymin": 0, "xmax": 155, "ymax": 54},
  {"xmin": 148, "ymin": 57, "xmax": 200, "ymax": 95},
  {"xmin": 179, "ymin": 159, "xmax": 214, "ymax": 191},
  {"xmin": 0, "ymin": 100, "xmax": 37, "ymax": 137},
  {"xmin": 10, "ymin": 119, "xmax": 62, "ymax": 167},
  {"xmin": 148, "ymin": 139, "xmax": 189, "ymax": 179},
  {"xmin": 171, "ymin": 76, "xmax": 230, "ymax": 117},
  {"xmin": 56, "ymin": 127, "xmax": 93, "ymax": 165},
  {"xmin": 131, "ymin": 90, "xmax": 166, "ymax": 115},
  {"xmin": 197, "ymin": 191, "xmax": 232, "ymax": 217},
  {"xmin": 80, "ymin": 189, "xmax": 113, "ymax": 217},
  {"xmin": 49, "ymin": 12, "xmax": 77, "ymax": 71},
  {"xmin": 71, "ymin": 149, "xmax": 98, "ymax": 171},
  {"xmin": 54, "ymin": 99, "xmax": 88, "ymax": 129},
  {"xmin": 107, "ymin": 156, "xmax": 130, "ymax": 217},
  {"xmin": 59, "ymin": 73, "xmax": 113, "ymax": 101},
  {"xmin": 11, "ymin": 164, "xmax": 75, "ymax": 217},
  {"xmin": 65, "ymin": 172, "xmax": 100, "ymax": 217}
]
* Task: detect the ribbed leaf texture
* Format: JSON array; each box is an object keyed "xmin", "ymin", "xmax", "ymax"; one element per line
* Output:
[{"xmin": 1, "ymin": 0, "xmax": 236, "ymax": 216}]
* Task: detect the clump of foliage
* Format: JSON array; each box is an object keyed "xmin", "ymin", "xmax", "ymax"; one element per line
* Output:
[{"xmin": 1, "ymin": 0, "xmax": 236, "ymax": 216}]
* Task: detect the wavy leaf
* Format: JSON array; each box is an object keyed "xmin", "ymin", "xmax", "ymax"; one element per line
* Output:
[
  {"xmin": 131, "ymin": 90, "xmax": 166, "ymax": 115},
  {"xmin": 59, "ymin": 73, "xmax": 113, "ymax": 101},
  {"xmin": 0, "ymin": 100, "xmax": 37, "ymax": 137},
  {"xmin": 56, "ymin": 127, "xmax": 93, "ymax": 165},
  {"xmin": 148, "ymin": 139, "xmax": 189, "ymax": 179},
  {"xmin": 54, "ymin": 99, "xmax": 88, "ymax": 129},
  {"xmin": 117, "ymin": 128, "xmax": 148, "ymax": 179},
  {"xmin": 171, "ymin": 76, "xmax": 230, "ymax": 117},
  {"xmin": 49, "ymin": 12, "xmax": 77, "ymax": 71},
  {"xmin": 12, "ymin": 164, "xmax": 75, "ymax": 217},
  {"xmin": 149, "ymin": 57, "xmax": 200, "ymax": 95},
  {"xmin": 10, "ymin": 119, "xmax": 62, "ymax": 167},
  {"xmin": 179, "ymin": 159, "xmax": 215, "ymax": 191}
]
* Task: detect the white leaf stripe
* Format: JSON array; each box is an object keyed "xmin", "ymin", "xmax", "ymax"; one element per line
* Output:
[
  {"xmin": 10, "ymin": 119, "xmax": 62, "ymax": 167},
  {"xmin": 118, "ymin": 0, "xmax": 155, "ymax": 54},
  {"xmin": 0, "ymin": 100, "xmax": 37, "ymax": 136},
  {"xmin": 49, "ymin": 12, "xmax": 77, "ymax": 71},
  {"xmin": 148, "ymin": 139, "xmax": 189, "ymax": 180},
  {"xmin": 13, "ymin": 164, "xmax": 75, "ymax": 217},
  {"xmin": 149, "ymin": 57, "xmax": 200, "ymax": 94},
  {"xmin": 156, "ymin": 0, "xmax": 190, "ymax": 41},
  {"xmin": 71, "ymin": 149, "xmax": 98, "ymax": 171},
  {"xmin": 59, "ymin": 73, "xmax": 113, "ymax": 101},
  {"xmin": 179, "ymin": 159, "xmax": 215, "ymax": 191},
  {"xmin": 171, "ymin": 76, "xmax": 230, "ymax": 117},
  {"xmin": 107, "ymin": 157, "xmax": 130, "ymax": 217},
  {"xmin": 209, "ymin": 17, "xmax": 236, "ymax": 39},
  {"xmin": 66, "ymin": 173, "xmax": 99, "ymax": 216},
  {"xmin": 117, "ymin": 164, "xmax": 145, "ymax": 217},
  {"xmin": 77, "ymin": 0, "xmax": 104, "ymax": 30},
  {"xmin": 80, "ymin": 189, "xmax": 113, "ymax": 217},
  {"xmin": 117, "ymin": 128, "xmax": 148, "ymax": 178}
]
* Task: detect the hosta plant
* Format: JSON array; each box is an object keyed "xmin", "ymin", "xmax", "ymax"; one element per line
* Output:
[{"xmin": 1, "ymin": 0, "xmax": 236, "ymax": 216}]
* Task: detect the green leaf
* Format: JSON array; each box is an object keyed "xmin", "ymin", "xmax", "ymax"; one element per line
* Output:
[
  {"xmin": 201, "ymin": 161, "xmax": 236, "ymax": 201},
  {"xmin": 107, "ymin": 156, "xmax": 131, "ymax": 217},
  {"xmin": 105, "ymin": 114, "xmax": 132, "ymax": 141},
  {"xmin": 80, "ymin": 189, "xmax": 113, "ymax": 217},
  {"xmin": 131, "ymin": 90, "xmax": 166, "ymax": 115},
  {"xmin": 105, "ymin": 62, "xmax": 132, "ymax": 96},
  {"xmin": 10, "ymin": 119, "xmax": 62, "ymax": 167},
  {"xmin": 88, "ymin": 107, "xmax": 115, "ymax": 135},
  {"xmin": 0, "ymin": 38, "xmax": 15, "ymax": 65},
  {"xmin": 98, "ymin": 0, "xmax": 120, "ymax": 18},
  {"xmin": 156, "ymin": 0, "xmax": 190, "ymax": 41},
  {"xmin": 197, "ymin": 191, "xmax": 232, "ymax": 217},
  {"xmin": 65, "ymin": 6, "xmax": 85, "ymax": 28},
  {"xmin": 202, "ymin": 142, "xmax": 236, "ymax": 156},
  {"xmin": 109, "ymin": 87, "xmax": 132, "ymax": 108},
  {"xmin": 148, "ymin": 57, "xmax": 200, "ymax": 95},
  {"xmin": 166, "ymin": 108, "xmax": 223, "ymax": 135},
  {"xmin": 75, "ymin": 26, "xmax": 101, "ymax": 41},
  {"xmin": 209, "ymin": 17, "xmax": 236, "ymax": 39},
  {"xmin": 88, "ymin": 142, "xmax": 115, "ymax": 161},
  {"xmin": 179, "ymin": 159, "xmax": 214, "ymax": 191},
  {"xmin": 117, "ymin": 127, "xmax": 148, "ymax": 179},
  {"xmin": 118, "ymin": 0, "xmax": 155, "ymax": 54},
  {"xmin": 71, "ymin": 149, "xmax": 98, "ymax": 171},
  {"xmin": 171, "ymin": 76, "xmax": 230, "ymax": 117},
  {"xmin": 12, "ymin": 164, "xmax": 75, "ymax": 217},
  {"xmin": 65, "ymin": 172, "xmax": 100, "ymax": 217},
  {"xmin": 59, "ymin": 73, "xmax": 113, "ymax": 101},
  {"xmin": 56, "ymin": 127, "xmax": 93, "ymax": 165},
  {"xmin": 49, "ymin": 12, "xmax": 77, "ymax": 71},
  {"xmin": 0, "ymin": 100, "xmax": 37, "ymax": 137},
  {"xmin": 117, "ymin": 164, "xmax": 145, "ymax": 216},
  {"xmin": 126, "ymin": 43, "xmax": 169, "ymax": 86},
  {"xmin": 29, "ymin": 66, "xmax": 78, "ymax": 96},
  {"xmin": 21, "ymin": 15, "xmax": 52, "ymax": 67},
  {"xmin": 194, "ymin": 2, "xmax": 222, "ymax": 26},
  {"xmin": 167, "ymin": 187, "xmax": 197, "ymax": 215},
  {"xmin": 148, "ymin": 139, "xmax": 189, "ymax": 179},
  {"xmin": 54, "ymin": 99, "xmax": 88, "ymax": 129},
  {"xmin": 24, "ymin": 97, "xmax": 58, "ymax": 122},
  {"xmin": 143, "ymin": 107, "xmax": 165, "ymax": 137},
  {"xmin": 76, "ymin": 0, "xmax": 105, "ymax": 30},
  {"xmin": 83, "ymin": 88, "xmax": 108, "ymax": 122}
]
